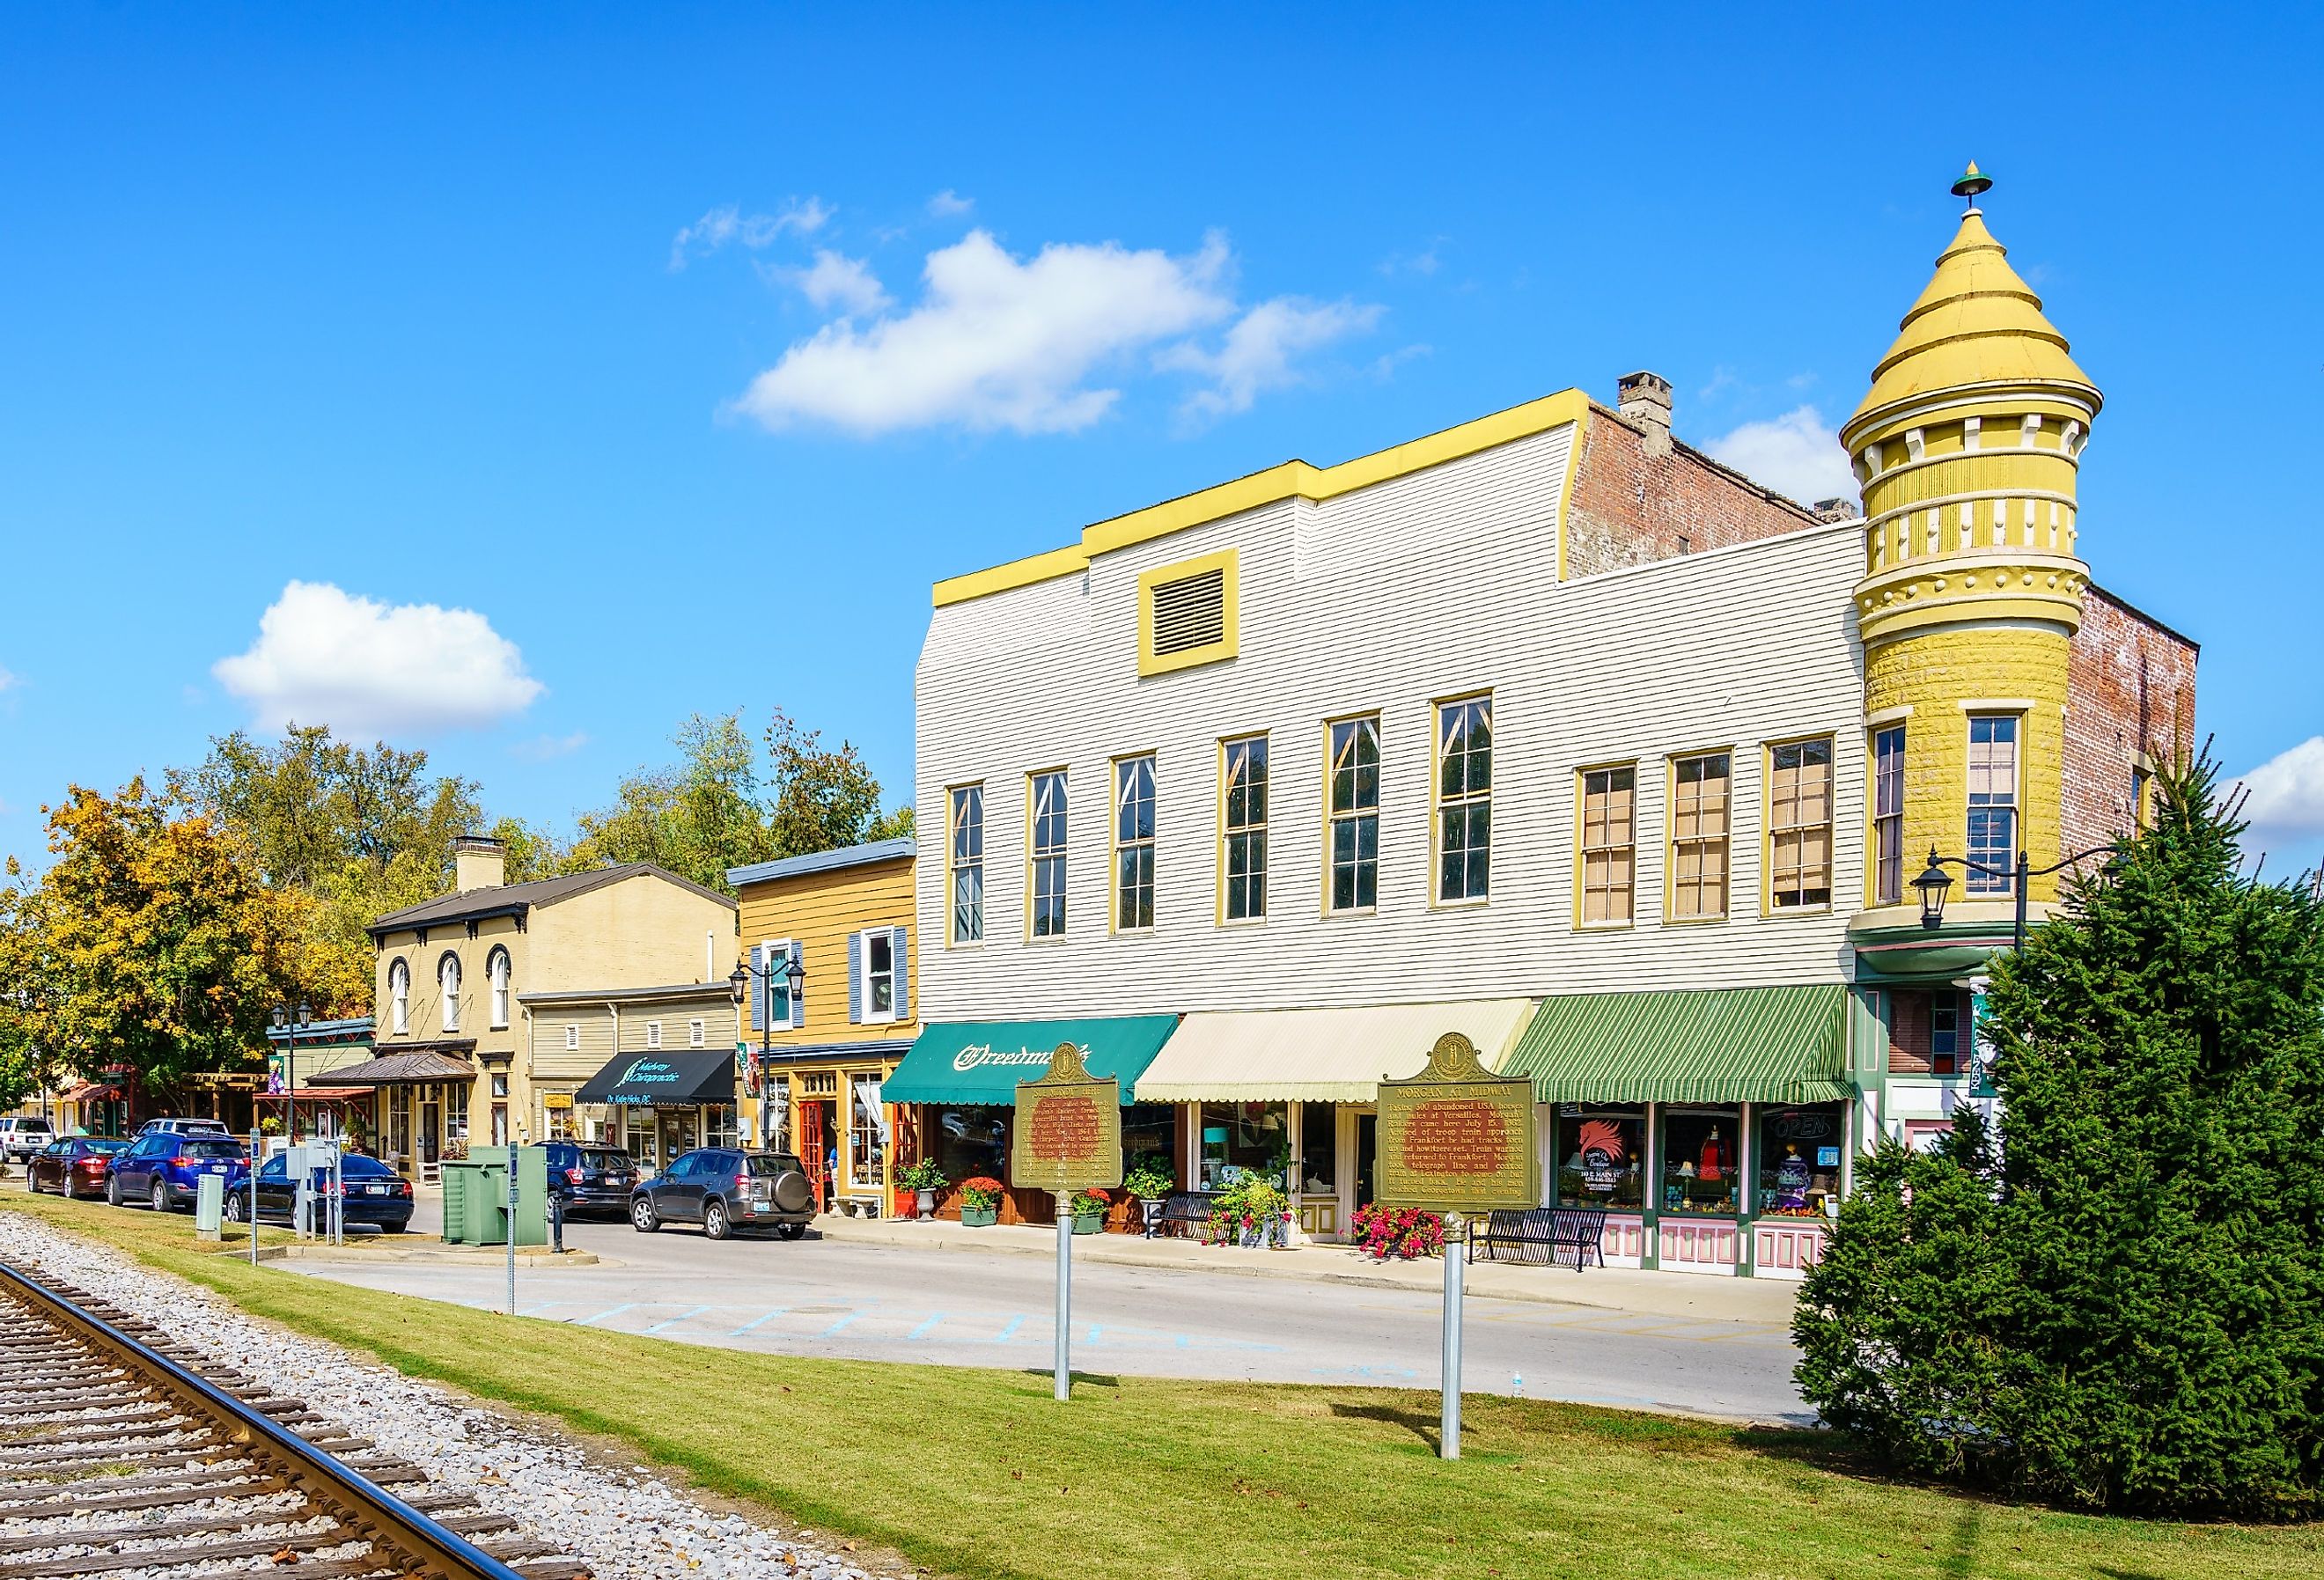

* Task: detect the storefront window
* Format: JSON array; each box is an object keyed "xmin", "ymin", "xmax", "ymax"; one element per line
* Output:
[
  {"xmin": 1756, "ymin": 1104, "xmax": 1845, "ymax": 1218},
  {"xmin": 707, "ymin": 1104, "xmax": 739, "ymax": 1149},
  {"xmin": 1122, "ymin": 1103, "xmax": 1175, "ymax": 1187},
  {"xmin": 1199, "ymin": 1102, "xmax": 1287, "ymax": 1190},
  {"xmin": 1296, "ymin": 1102, "xmax": 1336, "ymax": 1194},
  {"xmin": 1555, "ymin": 1106, "xmax": 1646, "ymax": 1209},
  {"xmin": 445, "ymin": 1084, "xmax": 470, "ymax": 1148},
  {"xmin": 931, "ymin": 1106, "xmax": 1006, "ymax": 1185},
  {"xmin": 849, "ymin": 1076, "xmax": 887, "ymax": 1190},
  {"xmin": 387, "ymin": 1087, "xmax": 411, "ymax": 1163},
  {"xmin": 764, "ymin": 1077, "xmax": 791, "ymax": 1151},
  {"xmin": 1658, "ymin": 1107, "xmax": 1740, "ymax": 1216}
]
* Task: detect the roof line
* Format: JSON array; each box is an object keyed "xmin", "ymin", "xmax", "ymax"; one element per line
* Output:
[{"xmin": 2086, "ymin": 581, "xmax": 2201, "ymax": 652}]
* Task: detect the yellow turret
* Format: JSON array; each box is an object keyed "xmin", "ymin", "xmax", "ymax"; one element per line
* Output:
[{"xmin": 1845, "ymin": 167, "xmax": 2100, "ymax": 922}]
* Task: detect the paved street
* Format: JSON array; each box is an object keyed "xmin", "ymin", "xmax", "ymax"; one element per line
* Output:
[{"xmin": 286, "ymin": 1205, "xmax": 1810, "ymax": 1423}]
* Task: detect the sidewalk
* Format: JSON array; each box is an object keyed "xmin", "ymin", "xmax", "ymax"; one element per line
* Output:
[{"xmin": 812, "ymin": 1214, "xmax": 1801, "ymax": 1326}]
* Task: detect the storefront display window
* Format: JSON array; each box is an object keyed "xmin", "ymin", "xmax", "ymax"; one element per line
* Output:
[
  {"xmin": 1658, "ymin": 1107, "xmax": 1740, "ymax": 1216},
  {"xmin": 1556, "ymin": 1106, "xmax": 1645, "ymax": 1209},
  {"xmin": 932, "ymin": 1106, "xmax": 1006, "ymax": 1187},
  {"xmin": 445, "ymin": 1084, "xmax": 470, "ymax": 1149},
  {"xmin": 849, "ymin": 1076, "xmax": 887, "ymax": 1189},
  {"xmin": 764, "ymin": 1077, "xmax": 791, "ymax": 1151},
  {"xmin": 1200, "ymin": 1102, "xmax": 1287, "ymax": 1190},
  {"xmin": 1122, "ymin": 1103, "xmax": 1175, "ymax": 1187},
  {"xmin": 1296, "ymin": 1103, "xmax": 1336, "ymax": 1194},
  {"xmin": 387, "ymin": 1088, "xmax": 411, "ymax": 1163},
  {"xmin": 1755, "ymin": 1104, "xmax": 1844, "ymax": 1217}
]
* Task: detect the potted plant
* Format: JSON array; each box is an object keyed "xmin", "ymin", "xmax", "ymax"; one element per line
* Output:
[
  {"xmin": 1203, "ymin": 1176, "xmax": 1291, "ymax": 1249},
  {"xmin": 897, "ymin": 1157, "xmax": 949, "ymax": 1219},
  {"xmin": 1070, "ymin": 1187, "xmax": 1111, "ymax": 1235},
  {"xmin": 958, "ymin": 1175, "xmax": 1004, "ymax": 1227},
  {"xmin": 1124, "ymin": 1157, "xmax": 1177, "ymax": 1237}
]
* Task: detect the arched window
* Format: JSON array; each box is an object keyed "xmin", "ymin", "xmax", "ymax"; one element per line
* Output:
[
  {"xmin": 488, "ymin": 946, "xmax": 511, "ymax": 1030},
  {"xmin": 439, "ymin": 952, "xmax": 463, "ymax": 1033},
  {"xmin": 388, "ymin": 959, "xmax": 410, "ymax": 1036}
]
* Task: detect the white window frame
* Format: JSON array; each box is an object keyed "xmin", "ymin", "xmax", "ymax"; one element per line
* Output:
[
  {"xmin": 1966, "ymin": 714, "xmax": 2020, "ymax": 896},
  {"xmin": 389, "ymin": 959, "xmax": 410, "ymax": 1036},
  {"xmin": 564, "ymin": 1024, "xmax": 579, "ymax": 1051},
  {"xmin": 858, "ymin": 930, "xmax": 900, "ymax": 1025},
  {"xmin": 645, "ymin": 1021, "xmax": 663, "ymax": 1050},
  {"xmin": 488, "ymin": 947, "xmax": 511, "ymax": 1030},
  {"xmin": 760, "ymin": 938, "xmax": 803, "ymax": 1032},
  {"xmin": 688, "ymin": 1018, "xmax": 705, "ymax": 1049},
  {"xmin": 438, "ymin": 953, "xmax": 462, "ymax": 1033}
]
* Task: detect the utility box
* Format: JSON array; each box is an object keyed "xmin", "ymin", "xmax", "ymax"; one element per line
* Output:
[
  {"xmin": 195, "ymin": 1173, "xmax": 224, "ymax": 1239},
  {"xmin": 444, "ymin": 1148, "xmax": 548, "ymax": 1246}
]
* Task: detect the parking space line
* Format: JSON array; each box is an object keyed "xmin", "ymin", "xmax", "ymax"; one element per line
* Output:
[
  {"xmin": 906, "ymin": 1312, "xmax": 948, "ymax": 1340},
  {"xmin": 730, "ymin": 1307, "xmax": 791, "ymax": 1335},
  {"xmin": 645, "ymin": 1304, "xmax": 713, "ymax": 1333},
  {"xmin": 573, "ymin": 1303, "xmax": 640, "ymax": 1326}
]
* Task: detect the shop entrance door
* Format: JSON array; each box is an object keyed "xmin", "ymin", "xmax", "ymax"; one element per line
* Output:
[
  {"xmin": 657, "ymin": 1108, "xmax": 699, "ymax": 1169},
  {"xmin": 799, "ymin": 1101, "xmax": 834, "ymax": 1209},
  {"xmin": 1354, "ymin": 1113, "xmax": 1379, "ymax": 1209}
]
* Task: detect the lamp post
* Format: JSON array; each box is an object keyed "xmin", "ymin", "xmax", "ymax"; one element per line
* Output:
[
  {"xmin": 269, "ymin": 1003, "xmax": 313, "ymax": 1141},
  {"xmin": 729, "ymin": 952, "xmax": 805, "ymax": 1150}
]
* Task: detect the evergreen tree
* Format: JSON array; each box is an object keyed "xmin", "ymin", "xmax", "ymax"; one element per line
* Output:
[{"xmin": 1796, "ymin": 753, "xmax": 2324, "ymax": 1515}]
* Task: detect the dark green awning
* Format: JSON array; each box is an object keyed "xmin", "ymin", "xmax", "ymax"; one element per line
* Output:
[
  {"xmin": 1500, "ymin": 985, "xmax": 1852, "ymax": 1105},
  {"xmin": 885, "ymin": 1017, "xmax": 1179, "ymax": 1106}
]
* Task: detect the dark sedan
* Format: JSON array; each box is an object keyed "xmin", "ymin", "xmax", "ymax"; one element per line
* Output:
[
  {"xmin": 629, "ymin": 1148, "xmax": 815, "ymax": 1240},
  {"xmin": 28, "ymin": 1136, "xmax": 129, "ymax": 1199},
  {"xmin": 224, "ymin": 1150, "xmax": 414, "ymax": 1232},
  {"xmin": 531, "ymin": 1140, "xmax": 638, "ymax": 1217}
]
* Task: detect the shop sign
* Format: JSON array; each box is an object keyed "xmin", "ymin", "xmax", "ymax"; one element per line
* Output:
[
  {"xmin": 541, "ymin": 1091, "xmax": 573, "ymax": 1110},
  {"xmin": 1967, "ymin": 988, "xmax": 1997, "ymax": 1098},
  {"xmin": 1375, "ymin": 1032, "xmax": 1539, "ymax": 1215},
  {"xmin": 1011, "ymin": 1043, "xmax": 1122, "ymax": 1195}
]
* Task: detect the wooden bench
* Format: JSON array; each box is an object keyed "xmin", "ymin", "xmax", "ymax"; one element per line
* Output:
[
  {"xmin": 1147, "ymin": 1190, "xmax": 1218, "ymax": 1239},
  {"xmin": 1471, "ymin": 1206, "xmax": 1607, "ymax": 1270}
]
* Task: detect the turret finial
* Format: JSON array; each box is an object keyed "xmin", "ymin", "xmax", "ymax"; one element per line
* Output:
[{"xmin": 1950, "ymin": 160, "xmax": 1993, "ymax": 210}]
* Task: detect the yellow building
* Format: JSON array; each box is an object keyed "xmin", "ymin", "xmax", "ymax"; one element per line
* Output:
[{"xmin": 728, "ymin": 837, "xmax": 917, "ymax": 1214}]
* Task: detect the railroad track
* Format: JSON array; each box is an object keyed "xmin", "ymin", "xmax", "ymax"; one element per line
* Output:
[{"xmin": 0, "ymin": 1260, "xmax": 588, "ymax": 1580}]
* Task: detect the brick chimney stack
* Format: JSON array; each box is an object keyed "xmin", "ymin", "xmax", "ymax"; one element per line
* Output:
[
  {"xmin": 452, "ymin": 835, "xmax": 506, "ymax": 893},
  {"xmin": 1616, "ymin": 371, "xmax": 1673, "ymax": 458}
]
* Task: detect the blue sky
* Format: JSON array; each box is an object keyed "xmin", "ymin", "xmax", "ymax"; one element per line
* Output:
[{"xmin": 4, "ymin": 4, "xmax": 2320, "ymax": 876}]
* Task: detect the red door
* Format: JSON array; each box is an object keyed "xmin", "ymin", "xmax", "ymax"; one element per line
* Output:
[{"xmin": 798, "ymin": 1102, "xmax": 829, "ymax": 1210}]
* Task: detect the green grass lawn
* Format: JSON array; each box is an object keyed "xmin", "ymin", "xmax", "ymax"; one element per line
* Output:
[{"xmin": 4, "ymin": 1192, "xmax": 2313, "ymax": 1580}]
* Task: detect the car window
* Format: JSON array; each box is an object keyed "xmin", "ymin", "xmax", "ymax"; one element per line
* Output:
[
  {"xmin": 338, "ymin": 1156, "xmax": 393, "ymax": 1178},
  {"xmin": 180, "ymin": 1139, "xmax": 245, "ymax": 1159},
  {"xmin": 42, "ymin": 1140, "xmax": 68, "ymax": 1156},
  {"xmin": 87, "ymin": 1138, "xmax": 127, "ymax": 1155},
  {"xmin": 582, "ymin": 1150, "xmax": 629, "ymax": 1170},
  {"xmin": 746, "ymin": 1155, "xmax": 798, "ymax": 1178},
  {"xmin": 260, "ymin": 1155, "xmax": 289, "ymax": 1180}
]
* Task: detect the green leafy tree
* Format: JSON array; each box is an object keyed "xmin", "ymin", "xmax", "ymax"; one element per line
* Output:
[
  {"xmin": 766, "ymin": 708, "xmax": 901, "ymax": 859},
  {"xmin": 0, "ymin": 860, "xmax": 67, "ymax": 1108},
  {"xmin": 1796, "ymin": 753, "xmax": 2324, "ymax": 1515}
]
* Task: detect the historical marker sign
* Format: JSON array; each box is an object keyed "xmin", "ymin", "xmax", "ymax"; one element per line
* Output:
[
  {"xmin": 1011, "ymin": 1042, "xmax": 1122, "ymax": 1195},
  {"xmin": 1376, "ymin": 1032, "xmax": 1539, "ymax": 1215}
]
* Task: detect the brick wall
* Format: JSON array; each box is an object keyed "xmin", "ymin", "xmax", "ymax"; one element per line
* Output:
[
  {"xmin": 1563, "ymin": 405, "xmax": 1826, "ymax": 577},
  {"xmin": 2062, "ymin": 588, "xmax": 2199, "ymax": 860}
]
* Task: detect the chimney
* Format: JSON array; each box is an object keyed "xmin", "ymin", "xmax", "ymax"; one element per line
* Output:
[
  {"xmin": 452, "ymin": 835, "xmax": 506, "ymax": 894},
  {"xmin": 1811, "ymin": 497, "xmax": 1861, "ymax": 524},
  {"xmin": 1616, "ymin": 371, "xmax": 1673, "ymax": 457}
]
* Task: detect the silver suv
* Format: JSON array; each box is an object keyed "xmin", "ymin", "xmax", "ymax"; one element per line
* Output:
[{"xmin": 0, "ymin": 1118, "xmax": 56, "ymax": 1165}]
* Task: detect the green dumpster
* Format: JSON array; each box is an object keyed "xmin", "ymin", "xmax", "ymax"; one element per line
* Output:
[
  {"xmin": 442, "ymin": 1162, "xmax": 471, "ymax": 1245},
  {"xmin": 462, "ymin": 1147, "xmax": 549, "ymax": 1246}
]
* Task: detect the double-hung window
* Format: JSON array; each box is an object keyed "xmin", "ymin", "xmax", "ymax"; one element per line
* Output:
[
  {"xmin": 645, "ymin": 1021, "xmax": 663, "ymax": 1050},
  {"xmin": 949, "ymin": 785, "xmax": 984, "ymax": 944},
  {"xmin": 438, "ymin": 953, "xmax": 462, "ymax": 1033},
  {"xmin": 1670, "ymin": 753, "xmax": 1731, "ymax": 921},
  {"xmin": 1579, "ymin": 766, "xmax": 1636, "ymax": 924},
  {"xmin": 865, "ymin": 931, "xmax": 895, "ymax": 1018},
  {"xmin": 1221, "ymin": 735, "xmax": 1268, "ymax": 922},
  {"xmin": 1327, "ymin": 717, "xmax": 1380, "ymax": 913},
  {"xmin": 1966, "ymin": 715, "xmax": 2019, "ymax": 893},
  {"xmin": 1769, "ymin": 739, "xmax": 1835, "ymax": 909},
  {"xmin": 1114, "ymin": 755, "xmax": 1157, "ymax": 932},
  {"xmin": 1930, "ymin": 994, "xmax": 1961, "ymax": 1077},
  {"xmin": 1028, "ymin": 771, "xmax": 1069, "ymax": 937},
  {"xmin": 1436, "ymin": 697, "xmax": 1492, "ymax": 903},
  {"xmin": 1872, "ymin": 727, "xmax": 1907, "ymax": 906}
]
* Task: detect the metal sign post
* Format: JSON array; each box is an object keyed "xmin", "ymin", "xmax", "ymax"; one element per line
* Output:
[
  {"xmin": 248, "ymin": 1130, "xmax": 261, "ymax": 1266},
  {"xmin": 505, "ymin": 1157, "xmax": 519, "ymax": 1316},
  {"xmin": 1376, "ymin": 1032, "xmax": 1540, "ymax": 1462},
  {"xmin": 1011, "ymin": 1043, "xmax": 1122, "ymax": 1403}
]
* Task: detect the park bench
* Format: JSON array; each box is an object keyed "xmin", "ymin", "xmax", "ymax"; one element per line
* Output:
[
  {"xmin": 1147, "ymin": 1190, "xmax": 1218, "ymax": 1239},
  {"xmin": 1471, "ymin": 1205, "xmax": 1607, "ymax": 1270}
]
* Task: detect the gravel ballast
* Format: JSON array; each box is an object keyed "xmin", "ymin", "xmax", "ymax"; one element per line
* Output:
[{"xmin": 0, "ymin": 1215, "xmax": 896, "ymax": 1580}]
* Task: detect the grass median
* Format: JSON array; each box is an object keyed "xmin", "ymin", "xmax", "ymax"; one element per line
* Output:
[{"xmin": 6, "ymin": 1191, "xmax": 2316, "ymax": 1580}]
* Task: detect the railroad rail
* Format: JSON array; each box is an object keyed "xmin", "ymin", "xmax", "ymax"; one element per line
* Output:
[{"xmin": 0, "ymin": 1259, "xmax": 588, "ymax": 1580}]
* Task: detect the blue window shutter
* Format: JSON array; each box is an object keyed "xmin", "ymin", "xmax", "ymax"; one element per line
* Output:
[
  {"xmin": 748, "ymin": 944, "xmax": 765, "ymax": 1032},
  {"xmin": 892, "ymin": 926, "xmax": 909, "ymax": 1020},
  {"xmin": 787, "ymin": 942, "xmax": 804, "ymax": 1030},
  {"xmin": 847, "ymin": 931, "xmax": 864, "ymax": 1025}
]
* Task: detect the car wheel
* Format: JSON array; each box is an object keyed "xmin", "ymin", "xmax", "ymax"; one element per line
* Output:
[
  {"xmin": 629, "ymin": 1197, "xmax": 659, "ymax": 1233},
  {"xmin": 106, "ymin": 1176, "xmax": 121, "ymax": 1207},
  {"xmin": 224, "ymin": 1193, "xmax": 247, "ymax": 1224},
  {"xmin": 151, "ymin": 1179, "xmax": 170, "ymax": 1213},
  {"xmin": 703, "ymin": 1200, "xmax": 731, "ymax": 1241},
  {"xmin": 776, "ymin": 1223, "xmax": 807, "ymax": 1242}
]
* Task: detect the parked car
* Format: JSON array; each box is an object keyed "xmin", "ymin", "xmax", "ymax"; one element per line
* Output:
[
  {"xmin": 135, "ymin": 1117, "xmax": 233, "ymax": 1139},
  {"xmin": 530, "ymin": 1140, "xmax": 639, "ymax": 1218},
  {"xmin": 0, "ymin": 1117, "xmax": 57, "ymax": 1165},
  {"xmin": 224, "ymin": 1150, "xmax": 414, "ymax": 1233},
  {"xmin": 28, "ymin": 1136, "xmax": 129, "ymax": 1198},
  {"xmin": 629, "ymin": 1148, "xmax": 815, "ymax": 1240},
  {"xmin": 107, "ymin": 1130, "xmax": 251, "ymax": 1210}
]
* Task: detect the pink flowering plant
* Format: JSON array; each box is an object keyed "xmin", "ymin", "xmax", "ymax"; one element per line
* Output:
[
  {"xmin": 1350, "ymin": 1202, "xmax": 1445, "ymax": 1260},
  {"xmin": 1202, "ymin": 1175, "xmax": 1291, "ymax": 1246}
]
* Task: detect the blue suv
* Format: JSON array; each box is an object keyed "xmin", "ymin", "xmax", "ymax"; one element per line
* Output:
[{"xmin": 107, "ymin": 1130, "xmax": 250, "ymax": 1210}]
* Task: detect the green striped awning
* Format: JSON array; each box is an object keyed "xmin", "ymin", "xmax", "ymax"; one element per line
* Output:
[{"xmin": 1499, "ymin": 985, "xmax": 1852, "ymax": 1105}]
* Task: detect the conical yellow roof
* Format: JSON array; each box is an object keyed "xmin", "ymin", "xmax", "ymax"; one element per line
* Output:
[{"xmin": 1844, "ymin": 208, "xmax": 2099, "ymax": 441}]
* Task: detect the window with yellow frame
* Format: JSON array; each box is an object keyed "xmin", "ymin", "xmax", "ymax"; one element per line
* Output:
[{"xmin": 1219, "ymin": 734, "xmax": 1268, "ymax": 922}]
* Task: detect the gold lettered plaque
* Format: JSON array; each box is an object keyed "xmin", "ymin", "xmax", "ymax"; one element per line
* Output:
[
  {"xmin": 1011, "ymin": 1043, "xmax": 1123, "ymax": 1195},
  {"xmin": 1375, "ymin": 1032, "xmax": 1539, "ymax": 1215}
]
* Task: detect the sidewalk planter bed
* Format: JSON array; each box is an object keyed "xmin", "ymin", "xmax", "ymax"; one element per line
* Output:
[
  {"xmin": 960, "ymin": 1207, "xmax": 999, "ymax": 1228},
  {"xmin": 1350, "ymin": 1202, "xmax": 1445, "ymax": 1261},
  {"xmin": 958, "ymin": 1175, "xmax": 1003, "ymax": 1228},
  {"xmin": 1202, "ymin": 1177, "xmax": 1292, "ymax": 1249},
  {"xmin": 895, "ymin": 1158, "xmax": 950, "ymax": 1222}
]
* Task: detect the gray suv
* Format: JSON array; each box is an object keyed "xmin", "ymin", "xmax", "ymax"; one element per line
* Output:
[{"xmin": 629, "ymin": 1149, "xmax": 815, "ymax": 1240}]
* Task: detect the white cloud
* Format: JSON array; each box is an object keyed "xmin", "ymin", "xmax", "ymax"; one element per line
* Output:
[
  {"xmin": 927, "ymin": 189, "xmax": 974, "ymax": 217},
  {"xmin": 1160, "ymin": 297, "xmax": 1385, "ymax": 421},
  {"xmin": 1702, "ymin": 405, "xmax": 1858, "ymax": 506},
  {"xmin": 2232, "ymin": 737, "xmax": 2324, "ymax": 837},
  {"xmin": 212, "ymin": 581, "xmax": 544, "ymax": 740},
  {"xmin": 770, "ymin": 250, "xmax": 892, "ymax": 317},
  {"xmin": 668, "ymin": 198, "xmax": 832, "ymax": 268},
  {"xmin": 0, "ymin": 666, "xmax": 18, "ymax": 692},
  {"xmin": 732, "ymin": 228, "xmax": 1381, "ymax": 437},
  {"xmin": 512, "ymin": 731, "xmax": 590, "ymax": 761}
]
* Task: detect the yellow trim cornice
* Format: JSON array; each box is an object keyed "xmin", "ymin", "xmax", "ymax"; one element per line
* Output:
[{"xmin": 932, "ymin": 388, "xmax": 1592, "ymax": 607}]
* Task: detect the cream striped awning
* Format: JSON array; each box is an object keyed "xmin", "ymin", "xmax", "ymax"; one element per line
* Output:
[{"xmin": 1132, "ymin": 999, "xmax": 1538, "ymax": 1105}]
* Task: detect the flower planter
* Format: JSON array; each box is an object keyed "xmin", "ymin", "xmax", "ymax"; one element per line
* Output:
[
  {"xmin": 960, "ymin": 1206, "xmax": 998, "ymax": 1227},
  {"xmin": 1139, "ymin": 1198, "xmax": 1166, "ymax": 1238},
  {"xmin": 1071, "ymin": 1211, "xmax": 1105, "ymax": 1235},
  {"xmin": 916, "ymin": 1188, "xmax": 938, "ymax": 1219}
]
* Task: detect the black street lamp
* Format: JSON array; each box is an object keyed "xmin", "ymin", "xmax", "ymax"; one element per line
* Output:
[
  {"xmin": 270, "ymin": 1003, "xmax": 313, "ymax": 1140},
  {"xmin": 728, "ymin": 952, "xmax": 805, "ymax": 1149}
]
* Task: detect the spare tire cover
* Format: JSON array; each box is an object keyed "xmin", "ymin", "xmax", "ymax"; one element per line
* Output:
[{"xmin": 771, "ymin": 1170, "xmax": 814, "ymax": 1215}]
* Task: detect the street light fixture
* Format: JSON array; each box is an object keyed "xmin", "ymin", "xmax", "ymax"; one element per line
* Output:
[
  {"xmin": 729, "ymin": 952, "xmax": 806, "ymax": 1149},
  {"xmin": 269, "ymin": 1002, "xmax": 313, "ymax": 1140}
]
